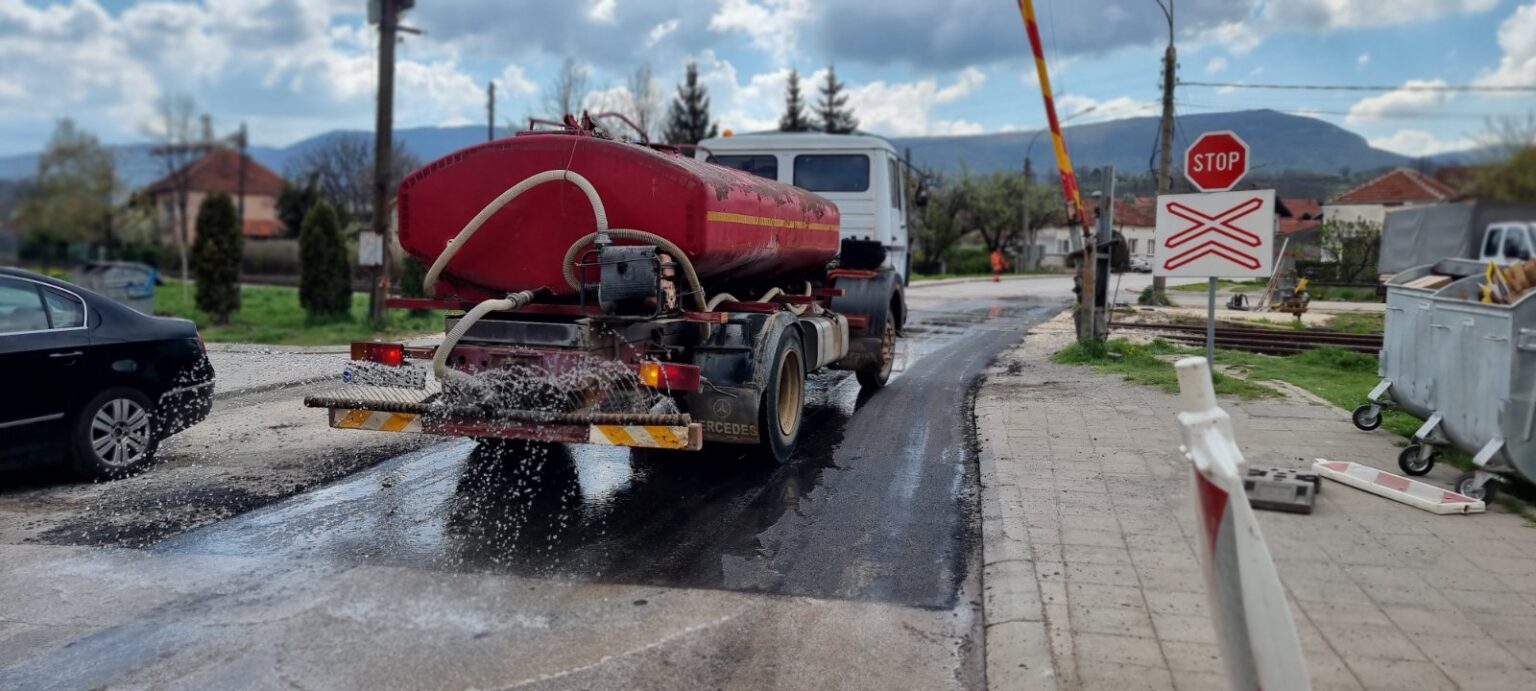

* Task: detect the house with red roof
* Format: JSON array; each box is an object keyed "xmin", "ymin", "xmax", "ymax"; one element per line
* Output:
[
  {"xmin": 1323, "ymin": 167, "xmax": 1457, "ymax": 226},
  {"xmin": 144, "ymin": 147, "xmax": 287, "ymax": 244},
  {"xmin": 1040, "ymin": 196, "xmax": 1158, "ymax": 269}
]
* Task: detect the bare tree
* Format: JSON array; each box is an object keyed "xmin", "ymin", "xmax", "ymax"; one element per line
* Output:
[
  {"xmin": 146, "ymin": 94, "xmax": 207, "ymax": 291},
  {"xmin": 626, "ymin": 63, "xmax": 662, "ymax": 141},
  {"xmin": 543, "ymin": 58, "xmax": 590, "ymax": 119},
  {"xmin": 288, "ymin": 134, "xmax": 421, "ymax": 228}
]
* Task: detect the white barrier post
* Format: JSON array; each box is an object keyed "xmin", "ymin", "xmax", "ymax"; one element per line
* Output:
[{"xmin": 1174, "ymin": 357, "xmax": 1310, "ymax": 690}]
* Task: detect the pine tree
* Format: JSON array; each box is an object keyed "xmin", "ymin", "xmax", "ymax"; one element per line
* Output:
[
  {"xmin": 191, "ymin": 191, "xmax": 242, "ymax": 324},
  {"xmin": 779, "ymin": 69, "xmax": 809, "ymax": 132},
  {"xmin": 299, "ymin": 198, "xmax": 351, "ymax": 319},
  {"xmin": 664, "ymin": 61, "xmax": 719, "ymax": 146},
  {"xmin": 816, "ymin": 65, "xmax": 859, "ymax": 134}
]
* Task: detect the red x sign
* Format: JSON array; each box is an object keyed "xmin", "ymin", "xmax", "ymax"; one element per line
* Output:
[{"xmin": 1153, "ymin": 190, "xmax": 1275, "ymax": 278}]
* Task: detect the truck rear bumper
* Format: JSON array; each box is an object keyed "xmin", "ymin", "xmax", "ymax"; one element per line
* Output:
[{"xmin": 306, "ymin": 388, "xmax": 703, "ymax": 451}]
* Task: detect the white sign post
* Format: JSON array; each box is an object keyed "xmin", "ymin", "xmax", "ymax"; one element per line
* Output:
[{"xmin": 1154, "ymin": 189, "xmax": 1276, "ymax": 363}]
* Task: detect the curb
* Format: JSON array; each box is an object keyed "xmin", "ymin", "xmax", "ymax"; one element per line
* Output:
[
  {"xmin": 976, "ymin": 362, "xmax": 1059, "ymax": 690},
  {"xmin": 911, "ymin": 274, "xmax": 1067, "ymax": 289}
]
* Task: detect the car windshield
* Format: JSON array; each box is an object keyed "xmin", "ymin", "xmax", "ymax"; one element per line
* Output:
[
  {"xmin": 793, "ymin": 154, "xmax": 870, "ymax": 192},
  {"xmin": 708, "ymin": 154, "xmax": 778, "ymax": 180}
]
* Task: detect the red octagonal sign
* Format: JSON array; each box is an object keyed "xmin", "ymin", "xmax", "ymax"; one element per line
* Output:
[{"xmin": 1184, "ymin": 130, "xmax": 1249, "ymax": 192}]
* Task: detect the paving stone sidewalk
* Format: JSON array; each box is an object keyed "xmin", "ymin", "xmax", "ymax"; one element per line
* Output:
[{"xmin": 977, "ymin": 314, "xmax": 1536, "ymax": 690}]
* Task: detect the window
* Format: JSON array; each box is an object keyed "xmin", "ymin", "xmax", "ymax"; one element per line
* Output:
[
  {"xmin": 793, "ymin": 154, "xmax": 870, "ymax": 192},
  {"xmin": 1129, "ymin": 238, "xmax": 1140, "ymax": 254},
  {"xmin": 888, "ymin": 157, "xmax": 902, "ymax": 208},
  {"xmin": 708, "ymin": 155, "xmax": 778, "ymax": 180},
  {"xmin": 1504, "ymin": 224, "xmax": 1533, "ymax": 261},
  {"xmin": 0, "ymin": 279, "xmax": 49, "ymax": 335},
  {"xmin": 42, "ymin": 288, "xmax": 85, "ymax": 329},
  {"xmin": 1484, "ymin": 227, "xmax": 1504, "ymax": 259},
  {"xmin": 1058, "ymin": 240, "xmax": 1071, "ymax": 253}
]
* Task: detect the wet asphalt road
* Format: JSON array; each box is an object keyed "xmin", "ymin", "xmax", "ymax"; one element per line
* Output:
[
  {"xmin": 0, "ymin": 276, "xmax": 1150, "ymax": 689},
  {"xmin": 157, "ymin": 296, "xmax": 1062, "ymax": 611}
]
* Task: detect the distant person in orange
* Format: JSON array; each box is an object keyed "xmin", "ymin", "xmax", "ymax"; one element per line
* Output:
[{"xmin": 990, "ymin": 248, "xmax": 1010, "ymax": 282}]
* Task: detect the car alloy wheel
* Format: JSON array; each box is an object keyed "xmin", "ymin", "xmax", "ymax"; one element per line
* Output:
[{"xmin": 90, "ymin": 397, "xmax": 153, "ymax": 468}]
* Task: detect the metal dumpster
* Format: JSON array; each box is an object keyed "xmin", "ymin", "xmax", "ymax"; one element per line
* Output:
[
  {"xmin": 1361, "ymin": 264, "xmax": 1444, "ymax": 424},
  {"xmin": 77, "ymin": 261, "xmax": 157, "ymax": 314}
]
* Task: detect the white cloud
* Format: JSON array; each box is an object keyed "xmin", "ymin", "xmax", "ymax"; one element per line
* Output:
[
  {"xmin": 1345, "ymin": 79, "xmax": 1452, "ymax": 124},
  {"xmin": 1357, "ymin": 52, "xmax": 1371, "ymax": 67},
  {"xmin": 1264, "ymin": 0, "xmax": 1499, "ymax": 29},
  {"xmin": 498, "ymin": 65, "xmax": 538, "ymax": 95},
  {"xmin": 1197, "ymin": 21, "xmax": 1262, "ymax": 55},
  {"xmin": 845, "ymin": 67, "xmax": 986, "ymax": 136},
  {"xmin": 646, "ymin": 18, "xmax": 680, "ymax": 47},
  {"xmin": 708, "ymin": 0, "xmax": 812, "ymax": 65},
  {"xmin": 1204, "ymin": 56, "xmax": 1228, "ymax": 74},
  {"xmin": 586, "ymin": 0, "xmax": 616, "ymax": 24},
  {"xmin": 1368, "ymin": 128, "xmax": 1478, "ymax": 156},
  {"xmin": 1054, "ymin": 94, "xmax": 1157, "ymax": 122},
  {"xmin": 1475, "ymin": 2, "xmax": 1536, "ymax": 89}
]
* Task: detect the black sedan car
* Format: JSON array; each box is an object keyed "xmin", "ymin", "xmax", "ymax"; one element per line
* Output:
[{"xmin": 0, "ymin": 267, "xmax": 214, "ymax": 479}]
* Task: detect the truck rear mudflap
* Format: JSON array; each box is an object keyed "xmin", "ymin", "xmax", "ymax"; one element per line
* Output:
[{"xmin": 303, "ymin": 386, "xmax": 703, "ymax": 451}]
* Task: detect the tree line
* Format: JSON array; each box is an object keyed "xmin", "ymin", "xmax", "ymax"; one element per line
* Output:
[{"xmin": 535, "ymin": 59, "xmax": 861, "ymax": 145}]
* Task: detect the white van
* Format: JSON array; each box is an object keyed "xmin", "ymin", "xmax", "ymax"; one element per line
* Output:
[
  {"xmin": 1478, "ymin": 222, "xmax": 1535, "ymax": 265},
  {"xmin": 697, "ymin": 132, "xmax": 911, "ymax": 282}
]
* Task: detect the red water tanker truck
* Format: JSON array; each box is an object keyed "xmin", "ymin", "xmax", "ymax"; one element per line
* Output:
[{"xmin": 305, "ymin": 123, "xmax": 908, "ymax": 463}]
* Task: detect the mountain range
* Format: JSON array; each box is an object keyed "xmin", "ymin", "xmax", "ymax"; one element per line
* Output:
[{"xmin": 0, "ymin": 109, "xmax": 1491, "ymax": 191}]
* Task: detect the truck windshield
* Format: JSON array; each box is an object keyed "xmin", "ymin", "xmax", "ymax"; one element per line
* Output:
[
  {"xmin": 709, "ymin": 155, "xmax": 778, "ymax": 180},
  {"xmin": 794, "ymin": 154, "xmax": 870, "ymax": 192},
  {"xmin": 1484, "ymin": 227, "xmax": 1504, "ymax": 258},
  {"xmin": 1506, "ymin": 225, "xmax": 1533, "ymax": 260}
]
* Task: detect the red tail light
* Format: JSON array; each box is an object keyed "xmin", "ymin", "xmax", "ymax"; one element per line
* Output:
[
  {"xmin": 352, "ymin": 341, "xmax": 405, "ymax": 367},
  {"xmin": 196, "ymin": 332, "xmax": 206, "ymax": 355},
  {"xmin": 637, "ymin": 361, "xmax": 702, "ymax": 392}
]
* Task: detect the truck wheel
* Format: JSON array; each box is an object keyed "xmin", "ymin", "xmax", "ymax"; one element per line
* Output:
[
  {"xmin": 68, "ymin": 388, "xmax": 159, "ymax": 480},
  {"xmin": 758, "ymin": 330, "xmax": 805, "ymax": 464},
  {"xmin": 857, "ymin": 318, "xmax": 896, "ymax": 389}
]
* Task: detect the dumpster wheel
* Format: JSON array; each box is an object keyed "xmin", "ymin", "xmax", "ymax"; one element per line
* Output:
[
  {"xmin": 1454, "ymin": 471, "xmax": 1499, "ymax": 503},
  {"xmin": 1351, "ymin": 404, "xmax": 1382, "ymax": 432},
  {"xmin": 1397, "ymin": 444, "xmax": 1436, "ymax": 476}
]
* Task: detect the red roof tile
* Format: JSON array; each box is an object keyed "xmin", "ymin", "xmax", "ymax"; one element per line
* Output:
[
  {"xmin": 1278, "ymin": 218, "xmax": 1320, "ymax": 235},
  {"xmin": 242, "ymin": 219, "xmax": 284, "ymax": 238},
  {"xmin": 145, "ymin": 148, "xmax": 285, "ymax": 197},
  {"xmin": 1087, "ymin": 196, "xmax": 1156, "ymax": 227},
  {"xmin": 1280, "ymin": 198, "xmax": 1322, "ymax": 219},
  {"xmin": 1330, "ymin": 168, "xmax": 1457, "ymax": 205}
]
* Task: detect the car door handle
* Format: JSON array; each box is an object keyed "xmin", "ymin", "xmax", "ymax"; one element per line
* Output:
[{"xmin": 49, "ymin": 351, "xmax": 84, "ymax": 359}]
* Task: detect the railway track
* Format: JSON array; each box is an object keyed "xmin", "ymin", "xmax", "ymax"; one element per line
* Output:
[{"xmin": 1109, "ymin": 321, "xmax": 1382, "ymax": 356}]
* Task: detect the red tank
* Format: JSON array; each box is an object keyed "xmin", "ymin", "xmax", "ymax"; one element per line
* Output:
[{"xmin": 397, "ymin": 132, "xmax": 841, "ymax": 301}]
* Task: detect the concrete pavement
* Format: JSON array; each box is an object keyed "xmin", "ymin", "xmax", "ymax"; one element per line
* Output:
[{"xmin": 976, "ymin": 313, "xmax": 1536, "ymax": 690}]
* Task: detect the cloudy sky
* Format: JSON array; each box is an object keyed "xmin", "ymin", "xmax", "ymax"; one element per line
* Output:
[{"xmin": 1, "ymin": 0, "xmax": 1532, "ymax": 157}]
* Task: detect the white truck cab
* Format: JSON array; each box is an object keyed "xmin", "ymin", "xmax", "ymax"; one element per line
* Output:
[
  {"xmin": 697, "ymin": 132, "xmax": 911, "ymax": 282},
  {"xmin": 1479, "ymin": 222, "xmax": 1536, "ymax": 265}
]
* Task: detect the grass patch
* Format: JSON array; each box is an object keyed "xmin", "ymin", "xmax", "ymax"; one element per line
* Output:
[
  {"xmin": 1171, "ymin": 279, "xmax": 1266, "ymax": 293},
  {"xmin": 1212, "ymin": 347, "xmax": 1417, "ymax": 437},
  {"xmin": 1310, "ymin": 285, "xmax": 1380, "ymax": 303},
  {"xmin": 154, "ymin": 281, "xmax": 444, "ymax": 346},
  {"xmin": 1051, "ymin": 338, "xmax": 1275, "ymax": 399},
  {"xmin": 1325, "ymin": 312, "xmax": 1385, "ymax": 335}
]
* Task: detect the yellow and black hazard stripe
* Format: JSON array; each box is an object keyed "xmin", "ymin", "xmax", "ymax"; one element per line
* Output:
[
  {"xmin": 588, "ymin": 424, "xmax": 692, "ymax": 449},
  {"xmin": 329, "ymin": 408, "xmax": 423, "ymax": 433}
]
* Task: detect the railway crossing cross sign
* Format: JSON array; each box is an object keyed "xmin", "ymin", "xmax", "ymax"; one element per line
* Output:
[{"xmin": 1153, "ymin": 189, "xmax": 1275, "ymax": 279}]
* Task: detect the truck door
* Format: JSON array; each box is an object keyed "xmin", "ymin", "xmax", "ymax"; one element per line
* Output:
[{"xmin": 886, "ymin": 155, "xmax": 909, "ymax": 280}]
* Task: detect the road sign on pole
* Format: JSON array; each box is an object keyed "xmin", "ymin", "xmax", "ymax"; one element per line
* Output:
[
  {"xmin": 1184, "ymin": 130, "xmax": 1250, "ymax": 192},
  {"xmin": 1153, "ymin": 189, "xmax": 1275, "ymax": 279}
]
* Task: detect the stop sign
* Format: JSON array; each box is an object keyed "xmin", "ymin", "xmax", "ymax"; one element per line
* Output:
[{"xmin": 1184, "ymin": 131, "xmax": 1249, "ymax": 192}]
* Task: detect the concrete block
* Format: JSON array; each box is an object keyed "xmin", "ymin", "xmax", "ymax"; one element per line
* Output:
[
  {"xmin": 985, "ymin": 621, "xmax": 1056, "ymax": 690},
  {"xmin": 1242, "ymin": 467, "xmax": 1318, "ymax": 514}
]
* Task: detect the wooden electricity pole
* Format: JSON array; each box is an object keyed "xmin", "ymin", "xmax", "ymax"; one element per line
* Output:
[
  {"xmin": 368, "ymin": 0, "xmax": 401, "ymax": 323},
  {"xmin": 1152, "ymin": 0, "xmax": 1176, "ymax": 304}
]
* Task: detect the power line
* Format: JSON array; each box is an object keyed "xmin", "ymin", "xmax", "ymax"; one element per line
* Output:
[
  {"xmin": 1175, "ymin": 100, "xmax": 1505, "ymax": 121},
  {"xmin": 1179, "ymin": 80, "xmax": 1536, "ymax": 93}
]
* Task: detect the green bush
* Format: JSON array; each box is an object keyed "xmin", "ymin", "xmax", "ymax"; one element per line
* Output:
[
  {"xmin": 942, "ymin": 245, "xmax": 992, "ymax": 274},
  {"xmin": 299, "ymin": 199, "xmax": 352, "ymax": 319},
  {"xmin": 191, "ymin": 192, "xmax": 242, "ymax": 324},
  {"xmin": 398, "ymin": 254, "xmax": 427, "ymax": 298},
  {"xmin": 1137, "ymin": 286, "xmax": 1172, "ymax": 306}
]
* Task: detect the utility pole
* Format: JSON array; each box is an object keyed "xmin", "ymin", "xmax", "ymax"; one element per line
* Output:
[
  {"xmin": 487, "ymin": 81, "xmax": 496, "ymax": 142},
  {"xmin": 235, "ymin": 122, "xmax": 248, "ymax": 225},
  {"xmin": 1095, "ymin": 166, "xmax": 1115, "ymax": 338},
  {"xmin": 1152, "ymin": 0, "xmax": 1176, "ymax": 304},
  {"xmin": 368, "ymin": 0, "xmax": 402, "ymax": 323},
  {"xmin": 1021, "ymin": 156, "xmax": 1032, "ymax": 272}
]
